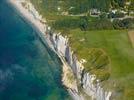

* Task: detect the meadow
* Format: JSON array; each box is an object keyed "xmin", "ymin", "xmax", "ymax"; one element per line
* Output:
[{"xmin": 68, "ymin": 29, "xmax": 134, "ymax": 99}]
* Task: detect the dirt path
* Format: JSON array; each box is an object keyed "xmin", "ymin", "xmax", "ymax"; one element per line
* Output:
[{"xmin": 128, "ymin": 30, "xmax": 134, "ymax": 48}]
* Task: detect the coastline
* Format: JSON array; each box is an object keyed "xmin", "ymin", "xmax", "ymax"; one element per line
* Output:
[
  {"xmin": 8, "ymin": 0, "xmax": 78, "ymax": 99},
  {"xmin": 8, "ymin": 0, "xmax": 112, "ymax": 100}
]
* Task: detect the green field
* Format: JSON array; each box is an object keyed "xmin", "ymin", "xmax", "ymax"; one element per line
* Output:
[{"xmin": 68, "ymin": 30, "xmax": 133, "ymax": 77}]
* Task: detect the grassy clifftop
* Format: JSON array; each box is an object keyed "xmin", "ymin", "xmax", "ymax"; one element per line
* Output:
[{"xmin": 64, "ymin": 29, "xmax": 134, "ymax": 99}]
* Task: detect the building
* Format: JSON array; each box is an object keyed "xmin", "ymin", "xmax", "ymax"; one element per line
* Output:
[{"xmin": 90, "ymin": 9, "xmax": 101, "ymax": 17}]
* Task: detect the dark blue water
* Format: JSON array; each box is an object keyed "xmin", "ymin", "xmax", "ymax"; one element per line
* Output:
[{"xmin": 0, "ymin": 0, "xmax": 71, "ymax": 100}]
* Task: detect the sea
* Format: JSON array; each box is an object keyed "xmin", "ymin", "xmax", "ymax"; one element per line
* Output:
[{"xmin": 0, "ymin": 0, "xmax": 71, "ymax": 100}]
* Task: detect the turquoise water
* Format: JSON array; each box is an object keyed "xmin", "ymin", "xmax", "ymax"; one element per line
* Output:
[{"xmin": 0, "ymin": 0, "xmax": 71, "ymax": 100}]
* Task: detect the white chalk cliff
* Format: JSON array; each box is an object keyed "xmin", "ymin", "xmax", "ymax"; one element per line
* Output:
[
  {"xmin": 46, "ymin": 31, "xmax": 112, "ymax": 100},
  {"xmin": 9, "ymin": 0, "xmax": 112, "ymax": 100}
]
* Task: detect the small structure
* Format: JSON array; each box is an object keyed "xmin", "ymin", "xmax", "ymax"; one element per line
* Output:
[
  {"xmin": 69, "ymin": 6, "xmax": 75, "ymax": 10},
  {"xmin": 126, "ymin": 1, "xmax": 131, "ymax": 5},
  {"xmin": 61, "ymin": 11, "xmax": 69, "ymax": 15},
  {"xmin": 90, "ymin": 9, "xmax": 101, "ymax": 17},
  {"xmin": 57, "ymin": 7, "xmax": 61, "ymax": 11},
  {"xmin": 120, "ymin": 10, "xmax": 127, "ymax": 14},
  {"xmin": 130, "ymin": 11, "xmax": 134, "ymax": 15},
  {"xmin": 111, "ymin": 9, "xmax": 118, "ymax": 14}
]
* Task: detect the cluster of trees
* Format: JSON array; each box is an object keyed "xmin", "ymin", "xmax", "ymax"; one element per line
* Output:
[
  {"xmin": 52, "ymin": 16, "xmax": 89, "ymax": 30},
  {"xmin": 113, "ymin": 18, "xmax": 134, "ymax": 29},
  {"xmin": 31, "ymin": 0, "xmax": 134, "ymax": 15},
  {"xmin": 63, "ymin": 0, "xmax": 133, "ymax": 14},
  {"xmin": 111, "ymin": 0, "xmax": 127, "ymax": 8},
  {"xmin": 52, "ymin": 16, "xmax": 134, "ymax": 30},
  {"xmin": 52, "ymin": 18, "xmax": 80, "ymax": 29}
]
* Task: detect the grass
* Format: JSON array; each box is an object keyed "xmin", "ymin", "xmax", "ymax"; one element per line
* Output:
[
  {"xmin": 66, "ymin": 29, "xmax": 134, "ymax": 99},
  {"xmin": 67, "ymin": 29, "xmax": 134, "ymax": 78},
  {"xmin": 29, "ymin": 0, "xmax": 80, "ymax": 25},
  {"xmin": 29, "ymin": 0, "xmax": 99, "ymax": 28},
  {"xmin": 57, "ymin": 29, "xmax": 134, "ymax": 99}
]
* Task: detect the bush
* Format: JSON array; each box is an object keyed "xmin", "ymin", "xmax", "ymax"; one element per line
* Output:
[
  {"xmin": 79, "ymin": 16, "xmax": 89, "ymax": 31},
  {"xmin": 108, "ymin": 12, "xmax": 125, "ymax": 18},
  {"xmin": 52, "ymin": 16, "xmax": 133, "ymax": 31}
]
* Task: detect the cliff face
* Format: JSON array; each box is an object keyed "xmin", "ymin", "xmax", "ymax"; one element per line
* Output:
[
  {"xmin": 10, "ymin": 0, "xmax": 112, "ymax": 99},
  {"xmin": 46, "ymin": 31, "xmax": 112, "ymax": 100}
]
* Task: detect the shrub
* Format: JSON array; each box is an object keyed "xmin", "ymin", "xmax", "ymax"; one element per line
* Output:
[
  {"xmin": 79, "ymin": 16, "xmax": 89, "ymax": 31},
  {"xmin": 113, "ymin": 18, "xmax": 134, "ymax": 29},
  {"xmin": 108, "ymin": 12, "xmax": 125, "ymax": 18}
]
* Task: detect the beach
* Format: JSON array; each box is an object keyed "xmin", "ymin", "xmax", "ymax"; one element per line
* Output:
[{"xmin": 9, "ymin": 0, "xmax": 46, "ymax": 34}]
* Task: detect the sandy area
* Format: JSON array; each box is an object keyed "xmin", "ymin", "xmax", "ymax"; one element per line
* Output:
[{"xmin": 9, "ymin": 0, "xmax": 46, "ymax": 35}]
